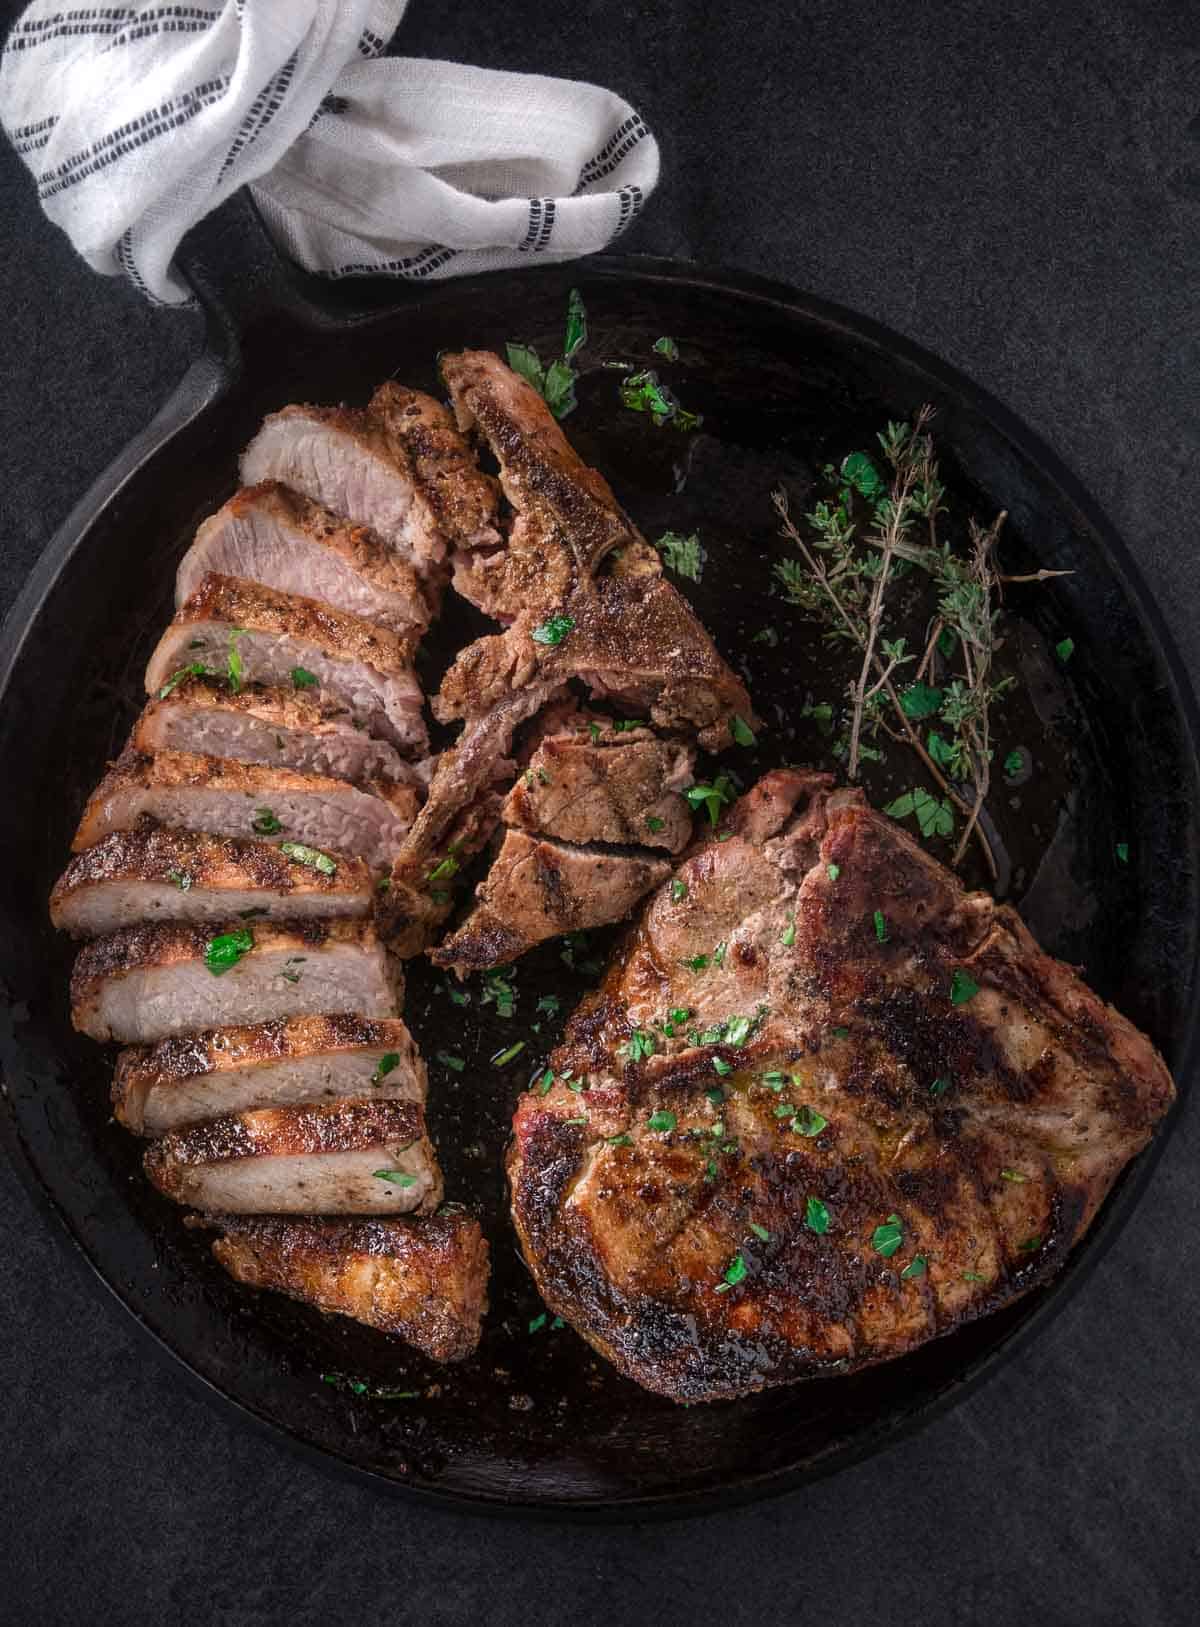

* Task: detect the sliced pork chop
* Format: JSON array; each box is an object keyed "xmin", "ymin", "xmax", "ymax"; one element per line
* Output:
[
  {"xmin": 205, "ymin": 1211, "xmax": 489, "ymax": 1360},
  {"xmin": 378, "ymin": 682, "xmax": 566, "ymax": 956},
  {"xmin": 113, "ymin": 1014, "xmax": 425, "ymax": 1135},
  {"xmin": 240, "ymin": 383, "xmax": 498, "ymax": 574},
  {"xmin": 50, "ymin": 827, "xmax": 372, "ymax": 938},
  {"xmin": 73, "ymin": 750, "xmax": 418, "ymax": 875},
  {"xmin": 145, "ymin": 574, "xmax": 426, "ymax": 754},
  {"xmin": 132, "ymin": 675, "xmax": 418, "ymax": 785},
  {"xmin": 177, "ymin": 484, "xmax": 433, "ymax": 635},
  {"xmin": 503, "ymin": 730, "xmax": 695, "ymax": 852},
  {"xmin": 71, "ymin": 919, "xmax": 400, "ymax": 1044},
  {"xmin": 143, "ymin": 1098, "xmax": 441, "ymax": 1214},
  {"xmin": 509, "ymin": 771, "xmax": 1177, "ymax": 1403},
  {"xmin": 431, "ymin": 831, "xmax": 672, "ymax": 974}
]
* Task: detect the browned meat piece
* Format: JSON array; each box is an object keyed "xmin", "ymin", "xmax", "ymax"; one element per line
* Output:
[
  {"xmin": 72, "ymin": 750, "xmax": 418, "ymax": 874},
  {"xmin": 206, "ymin": 1210, "xmax": 489, "ymax": 1361},
  {"xmin": 435, "ymin": 573, "xmax": 755, "ymax": 752},
  {"xmin": 379, "ymin": 683, "xmax": 565, "ymax": 956},
  {"xmin": 143, "ymin": 1098, "xmax": 441, "ymax": 1214},
  {"xmin": 240, "ymin": 383, "xmax": 498, "ymax": 574},
  {"xmin": 131, "ymin": 675, "xmax": 419, "ymax": 785},
  {"xmin": 503, "ymin": 729, "xmax": 695, "ymax": 853},
  {"xmin": 435, "ymin": 350, "xmax": 755, "ymax": 752},
  {"xmin": 509, "ymin": 770, "xmax": 1176, "ymax": 1403},
  {"xmin": 440, "ymin": 348, "xmax": 657, "ymax": 615},
  {"xmin": 145, "ymin": 574, "xmax": 426, "ymax": 754},
  {"xmin": 113, "ymin": 1014, "xmax": 426, "ymax": 1135},
  {"xmin": 50, "ymin": 827, "xmax": 373, "ymax": 938},
  {"xmin": 177, "ymin": 484, "xmax": 433, "ymax": 635},
  {"xmin": 432, "ymin": 831, "xmax": 672, "ymax": 974},
  {"xmin": 71, "ymin": 918, "xmax": 401, "ymax": 1045}
]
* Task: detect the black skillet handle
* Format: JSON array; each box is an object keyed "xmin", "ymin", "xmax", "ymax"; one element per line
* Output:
[{"xmin": 174, "ymin": 190, "xmax": 419, "ymax": 366}]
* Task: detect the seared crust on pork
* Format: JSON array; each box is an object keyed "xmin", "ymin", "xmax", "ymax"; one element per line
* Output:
[
  {"xmin": 207, "ymin": 1211, "xmax": 489, "ymax": 1361},
  {"xmin": 503, "ymin": 733, "xmax": 695, "ymax": 853},
  {"xmin": 508, "ymin": 771, "xmax": 1176, "ymax": 1402}
]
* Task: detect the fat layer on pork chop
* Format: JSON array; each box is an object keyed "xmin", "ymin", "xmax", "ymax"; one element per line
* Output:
[{"xmin": 509, "ymin": 770, "xmax": 1176, "ymax": 1402}]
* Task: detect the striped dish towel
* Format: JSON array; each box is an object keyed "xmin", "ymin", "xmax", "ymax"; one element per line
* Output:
[{"xmin": 0, "ymin": 2, "xmax": 659, "ymax": 304}]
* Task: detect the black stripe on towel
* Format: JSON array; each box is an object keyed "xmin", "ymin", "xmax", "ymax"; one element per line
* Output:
[{"xmin": 37, "ymin": 75, "xmax": 230, "ymax": 200}]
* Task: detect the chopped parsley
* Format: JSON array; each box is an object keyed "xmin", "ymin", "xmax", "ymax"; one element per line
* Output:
[
  {"xmin": 826, "ymin": 863, "xmax": 841, "ymax": 881},
  {"xmin": 371, "ymin": 1053, "xmax": 401, "ymax": 1082},
  {"xmin": 647, "ymin": 1110, "xmax": 677, "ymax": 1133},
  {"xmin": 712, "ymin": 1057, "xmax": 733, "ymax": 1076},
  {"xmin": 279, "ymin": 841, "xmax": 336, "ymax": 876},
  {"xmin": 619, "ymin": 368, "xmax": 702, "ymax": 431},
  {"xmin": 655, "ymin": 530, "xmax": 705, "ymax": 581},
  {"xmin": 714, "ymin": 1252, "xmax": 747, "ymax": 1293},
  {"xmin": 671, "ymin": 878, "xmax": 689, "ymax": 903},
  {"xmin": 226, "ymin": 628, "xmax": 245, "ymax": 693},
  {"xmin": 712, "ymin": 943, "xmax": 727, "ymax": 969},
  {"xmin": 831, "ymin": 1026, "xmax": 849, "ymax": 1040},
  {"xmin": 730, "ymin": 714, "xmax": 756, "ymax": 747},
  {"xmin": 203, "ymin": 928, "xmax": 253, "ymax": 976},
  {"xmin": 872, "ymin": 1213, "xmax": 904, "ymax": 1258},
  {"xmin": 506, "ymin": 291, "xmax": 586, "ymax": 418},
  {"xmin": 491, "ymin": 1041, "xmax": 526, "ymax": 1068},
  {"xmin": 537, "ymin": 1069, "xmax": 555, "ymax": 1095},
  {"xmin": 1004, "ymin": 748, "xmax": 1026, "ymax": 778},
  {"xmin": 949, "ymin": 969, "xmax": 980, "ymax": 1005},
  {"xmin": 684, "ymin": 774, "xmax": 734, "ymax": 827},
  {"xmin": 605, "ymin": 1133, "xmax": 634, "ymax": 1148},
  {"xmin": 652, "ymin": 335, "xmax": 680, "ymax": 361},
  {"xmin": 252, "ymin": 808, "xmax": 282, "ymax": 835},
  {"xmin": 805, "ymin": 1196, "xmax": 831, "ymax": 1235},
  {"xmin": 531, "ymin": 614, "xmax": 575, "ymax": 646},
  {"xmin": 724, "ymin": 1015, "xmax": 754, "ymax": 1046},
  {"xmin": 426, "ymin": 853, "xmax": 460, "ymax": 883},
  {"xmin": 646, "ymin": 815, "xmax": 666, "ymax": 833},
  {"xmin": 790, "ymin": 1104, "xmax": 828, "ymax": 1137},
  {"xmin": 1017, "ymin": 1235, "xmax": 1042, "ymax": 1252},
  {"xmin": 781, "ymin": 915, "xmax": 796, "ymax": 947},
  {"xmin": 929, "ymin": 1076, "xmax": 950, "ymax": 1097},
  {"xmin": 278, "ymin": 956, "xmax": 304, "ymax": 984},
  {"xmin": 166, "ymin": 869, "xmax": 192, "ymax": 891},
  {"xmin": 900, "ymin": 1254, "xmax": 927, "ymax": 1279},
  {"xmin": 1116, "ymin": 841, "xmax": 1129, "ymax": 864},
  {"xmin": 372, "ymin": 1169, "xmax": 418, "ymax": 1188},
  {"xmin": 158, "ymin": 661, "xmax": 210, "ymax": 699},
  {"xmin": 535, "ymin": 994, "xmax": 560, "ymax": 1018},
  {"xmin": 290, "ymin": 666, "xmax": 318, "ymax": 689},
  {"xmin": 437, "ymin": 1051, "xmax": 466, "ymax": 1073},
  {"xmin": 1056, "ymin": 636, "xmax": 1075, "ymax": 664},
  {"xmin": 528, "ymin": 1312, "xmax": 548, "ymax": 1334},
  {"xmin": 748, "ymin": 1221, "xmax": 771, "ymax": 1242},
  {"xmin": 752, "ymin": 626, "xmax": 780, "ymax": 648},
  {"xmin": 962, "ymin": 1270, "xmax": 987, "ymax": 1283},
  {"xmin": 588, "ymin": 720, "xmax": 602, "ymax": 744},
  {"xmin": 1000, "ymin": 1168, "xmax": 1028, "ymax": 1183},
  {"xmin": 873, "ymin": 909, "xmax": 888, "ymax": 943},
  {"xmin": 761, "ymin": 1071, "xmax": 787, "ymax": 1090},
  {"xmin": 481, "ymin": 970, "xmax": 516, "ymax": 1019},
  {"xmin": 621, "ymin": 1029, "xmax": 657, "ymax": 1063},
  {"xmin": 564, "ymin": 287, "xmax": 587, "ymax": 359}
]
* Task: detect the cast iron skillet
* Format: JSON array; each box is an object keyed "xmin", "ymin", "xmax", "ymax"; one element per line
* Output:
[{"xmin": 1, "ymin": 196, "xmax": 1196, "ymax": 1518}]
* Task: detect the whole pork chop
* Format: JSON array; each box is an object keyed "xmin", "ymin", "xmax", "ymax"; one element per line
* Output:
[{"xmin": 509, "ymin": 771, "xmax": 1175, "ymax": 1402}]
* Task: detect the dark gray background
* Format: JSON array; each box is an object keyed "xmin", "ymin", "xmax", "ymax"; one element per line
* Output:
[{"xmin": 2, "ymin": 2, "xmax": 1197, "ymax": 1622}]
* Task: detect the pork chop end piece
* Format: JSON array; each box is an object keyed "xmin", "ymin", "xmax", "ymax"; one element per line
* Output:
[
  {"xmin": 430, "ymin": 831, "xmax": 672, "ymax": 973},
  {"xmin": 508, "ymin": 771, "xmax": 1176, "ymax": 1402},
  {"xmin": 207, "ymin": 1211, "xmax": 489, "ymax": 1361},
  {"xmin": 113, "ymin": 1013, "xmax": 425, "ymax": 1135},
  {"xmin": 50, "ymin": 826, "xmax": 372, "ymax": 938},
  {"xmin": 144, "ymin": 1098, "xmax": 442, "ymax": 1214}
]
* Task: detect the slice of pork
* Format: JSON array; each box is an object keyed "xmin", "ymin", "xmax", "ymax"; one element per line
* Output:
[
  {"xmin": 145, "ymin": 573, "xmax": 427, "ymax": 754},
  {"xmin": 143, "ymin": 1098, "xmax": 441, "ymax": 1214},
  {"xmin": 71, "ymin": 919, "xmax": 401, "ymax": 1045},
  {"xmin": 240, "ymin": 383, "xmax": 498, "ymax": 574},
  {"xmin": 113, "ymin": 1014, "xmax": 426, "ymax": 1135},
  {"xmin": 73, "ymin": 750, "xmax": 418, "ymax": 875},
  {"xmin": 131, "ymin": 675, "xmax": 418, "ymax": 785},
  {"xmin": 504, "ymin": 732, "xmax": 696, "ymax": 853},
  {"xmin": 431, "ymin": 832, "xmax": 672, "ymax": 974},
  {"xmin": 206, "ymin": 1211, "xmax": 489, "ymax": 1361},
  {"xmin": 50, "ymin": 827, "xmax": 372, "ymax": 938},
  {"xmin": 177, "ymin": 484, "xmax": 433, "ymax": 635}
]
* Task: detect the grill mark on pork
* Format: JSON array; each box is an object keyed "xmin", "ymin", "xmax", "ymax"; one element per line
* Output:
[
  {"xmin": 508, "ymin": 771, "xmax": 1176, "ymax": 1401},
  {"xmin": 503, "ymin": 733, "xmax": 695, "ymax": 853},
  {"xmin": 205, "ymin": 1210, "xmax": 489, "ymax": 1362}
]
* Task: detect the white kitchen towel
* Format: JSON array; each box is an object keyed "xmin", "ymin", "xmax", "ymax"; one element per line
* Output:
[{"xmin": 0, "ymin": 2, "xmax": 659, "ymax": 305}]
